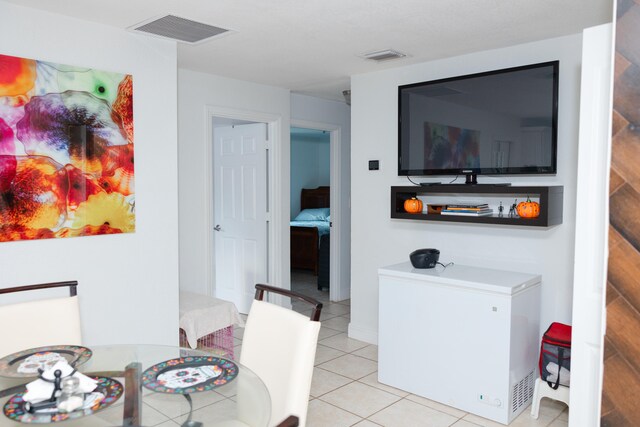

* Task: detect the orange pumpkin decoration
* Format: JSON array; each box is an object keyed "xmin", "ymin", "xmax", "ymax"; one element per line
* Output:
[
  {"xmin": 404, "ymin": 197, "xmax": 423, "ymax": 214},
  {"xmin": 516, "ymin": 197, "xmax": 540, "ymax": 218}
]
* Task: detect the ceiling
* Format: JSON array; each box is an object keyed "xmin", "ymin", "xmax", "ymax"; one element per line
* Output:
[{"xmin": 4, "ymin": 0, "xmax": 612, "ymax": 102}]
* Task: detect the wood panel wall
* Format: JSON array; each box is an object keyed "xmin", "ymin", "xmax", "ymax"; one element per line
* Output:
[{"xmin": 602, "ymin": 1, "xmax": 640, "ymax": 425}]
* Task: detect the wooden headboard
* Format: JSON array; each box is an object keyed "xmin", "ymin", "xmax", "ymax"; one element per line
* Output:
[{"xmin": 300, "ymin": 187, "xmax": 330, "ymax": 210}]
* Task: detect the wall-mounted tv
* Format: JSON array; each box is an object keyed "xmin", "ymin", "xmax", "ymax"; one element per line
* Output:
[{"xmin": 398, "ymin": 61, "xmax": 559, "ymax": 184}]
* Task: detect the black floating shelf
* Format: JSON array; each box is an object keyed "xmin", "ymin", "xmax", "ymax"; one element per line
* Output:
[{"xmin": 391, "ymin": 184, "xmax": 563, "ymax": 227}]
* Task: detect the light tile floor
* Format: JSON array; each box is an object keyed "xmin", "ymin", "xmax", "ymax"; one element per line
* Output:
[
  {"xmin": 287, "ymin": 270, "xmax": 570, "ymax": 427},
  {"xmin": 125, "ymin": 271, "xmax": 568, "ymax": 426}
]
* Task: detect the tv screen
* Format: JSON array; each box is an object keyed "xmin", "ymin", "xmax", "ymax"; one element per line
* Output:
[{"xmin": 398, "ymin": 61, "xmax": 559, "ymax": 179}]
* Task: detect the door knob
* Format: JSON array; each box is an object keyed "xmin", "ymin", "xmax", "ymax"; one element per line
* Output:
[{"xmin": 214, "ymin": 225, "xmax": 222, "ymax": 232}]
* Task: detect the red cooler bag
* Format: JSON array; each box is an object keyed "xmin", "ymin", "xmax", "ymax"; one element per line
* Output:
[{"xmin": 539, "ymin": 322, "xmax": 572, "ymax": 389}]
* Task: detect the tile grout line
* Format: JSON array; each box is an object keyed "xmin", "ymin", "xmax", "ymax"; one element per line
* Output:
[
  {"xmin": 312, "ymin": 398, "xmax": 365, "ymax": 424},
  {"xmin": 316, "ymin": 374, "xmax": 466, "ymax": 424},
  {"xmin": 547, "ymin": 407, "xmax": 570, "ymax": 426},
  {"xmin": 166, "ymin": 395, "xmax": 238, "ymax": 424},
  {"xmin": 311, "ymin": 377, "xmax": 357, "ymax": 399},
  {"xmin": 313, "ymin": 365, "xmax": 358, "ymax": 381},
  {"xmin": 351, "ymin": 419, "xmax": 383, "ymax": 427},
  {"xmin": 314, "ymin": 354, "xmax": 346, "ymax": 366}
]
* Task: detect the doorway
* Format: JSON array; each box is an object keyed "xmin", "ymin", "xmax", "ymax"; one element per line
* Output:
[
  {"xmin": 290, "ymin": 119, "xmax": 347, "ymax": 302},
  {"xmin": 290, "ymin": 127, "xmax": 331, "ymax": 303},
  {"xmin": 204, "ymin": 107, "xmax": 347, "ymax": 311},
  {"xmin": 204, "ymin": 106, "xmax": 284, "ymax": 313}
]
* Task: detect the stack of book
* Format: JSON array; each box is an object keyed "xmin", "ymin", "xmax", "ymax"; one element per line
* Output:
[{"xmin": 441, "ymin": 203, "xmax": 493, "ymax": 216}]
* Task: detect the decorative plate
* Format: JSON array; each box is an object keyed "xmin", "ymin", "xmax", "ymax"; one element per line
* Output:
[
  {"xmin": 141, "ymin": 356, "xmax": 238, "ymax": 394},
  {"xmin": 0, "ymin": 346, "xmax": 93, "ymax": 378},
  {"xmin": 2, "ymin": 376, "xmax": 123, "ymax": 424}
]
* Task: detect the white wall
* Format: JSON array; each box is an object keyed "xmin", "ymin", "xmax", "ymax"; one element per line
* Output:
[
  {"xmin": 318, "ymin": 143, "xmax": 331, "ymax": 184},
  {"xmin": 569, "ymin": 23, "xmax": 613, "ymax": 427},
  {"xmin": 291, "ymin": 94, "xmax": 352, "ymax": 301},
  {"xmin": 0, "ymin": 2, "xmax": 179, "ymax": 345},
  {"xmin": 349, "ymin": 34, "xmax": 583, "ymax": 344},
  {"xmin": 178, "ymin": 69, "xmax": 290, "ymax": 295},
  {"xmin": 291, "ymin": 133, "xmax": 330, "ymax": 219}
]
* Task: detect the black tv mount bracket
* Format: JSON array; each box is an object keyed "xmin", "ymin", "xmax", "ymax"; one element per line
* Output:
[{"xmin": 465, "ymin": 173, "xmax": 478, "ymax": 185}]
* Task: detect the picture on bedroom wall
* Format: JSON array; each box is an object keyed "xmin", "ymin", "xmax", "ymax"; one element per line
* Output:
[
  {"xmin": 0, "ymin": 53, "xmax": 135, "ymax": 242},
  {"xmin": 424, "ymin": 122, "xmax": 480, "ymax": 169}
]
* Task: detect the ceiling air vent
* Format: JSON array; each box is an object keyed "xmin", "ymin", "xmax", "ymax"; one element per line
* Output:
[
  {"xmin": 360, "ymin": 49, "xmax": 407, "ymax": 62},
  {"xmin": 130, "ymin": 15, "xmax": 231, "ymax": 45}
]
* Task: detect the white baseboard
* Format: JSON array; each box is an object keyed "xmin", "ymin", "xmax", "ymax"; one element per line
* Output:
[
  {"xmin": 333, "ymin": 286, "xmax": 351, "ymax": 303},
  {"xmin": 348, "ymin": 322, "xmax": 378, "ymax": 345}
]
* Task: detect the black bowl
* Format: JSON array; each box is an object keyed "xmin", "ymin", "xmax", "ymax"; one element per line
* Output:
[{"xmin": 409, "ymin": 248, "xmax": 440, "ymax": 269}]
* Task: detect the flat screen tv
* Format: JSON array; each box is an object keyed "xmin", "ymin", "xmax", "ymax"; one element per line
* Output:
[{"xmin": 398, "ymin": 61, "xmax": 559, "ymax": 184}]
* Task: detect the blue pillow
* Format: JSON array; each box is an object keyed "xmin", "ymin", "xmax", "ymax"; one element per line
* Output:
[{"xmin": 294, "ymin": 208, "xmax": 330, "ymax": 221}]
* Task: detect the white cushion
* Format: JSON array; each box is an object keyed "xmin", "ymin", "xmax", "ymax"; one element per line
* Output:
[
  {"xmin": 0, "ymin": 296, "xmax": 82, "ymax": 358},
  {"xmin": 240, "ymin": 300, "xmax": 320, "ymax": 427}
]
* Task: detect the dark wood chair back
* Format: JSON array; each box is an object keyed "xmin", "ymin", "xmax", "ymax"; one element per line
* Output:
[
  {"xmin": 254, "ymin": 284, "xmax": 323, "ymax": 321},
  {"xmin": 0, "ymin": 281, "xmax": 78, "ymax": 296},
  {"xmin": 275, "ymin": 415, "xmax": 300, "ymax": 427}
]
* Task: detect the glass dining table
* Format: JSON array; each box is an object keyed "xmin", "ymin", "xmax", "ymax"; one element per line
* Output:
[{"xmin": 0, "ymin": 344, "xmax": 271, "ymax": 427}]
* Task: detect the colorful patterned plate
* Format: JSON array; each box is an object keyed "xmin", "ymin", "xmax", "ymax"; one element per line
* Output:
[
  {"xmin": 2, "ymin": 376, "xmax": 123, "ymax": 424},
  {"xmin": 141, "ymin": 356, "xmax": 238, "ymax": 394},
  {"xmin": 0, "ymin": 345, "xmax": 93, "ymax": 378}
]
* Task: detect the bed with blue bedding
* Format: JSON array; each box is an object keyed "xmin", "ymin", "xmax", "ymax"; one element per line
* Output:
[
  {"xmin": 289, "ymin": 220, "xmax": 331, "ymax": 237},
  {"xmin": 290, "ymin": 187, "xmax": 330, "ymax": 275}
]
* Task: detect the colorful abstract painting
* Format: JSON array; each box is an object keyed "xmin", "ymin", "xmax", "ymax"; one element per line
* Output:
[
  {"xmin": 0, "ymin": 54, "xmax": 134, "ymax": 242},
  {"xmin": 424, "ymin": 122, "xmax": 480, "ymax": 169}
]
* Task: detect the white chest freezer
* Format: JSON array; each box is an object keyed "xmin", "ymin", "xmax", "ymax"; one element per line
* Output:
[{"xmin": 378, "ymin": 262, "xmax": 541, "ymax": 425}]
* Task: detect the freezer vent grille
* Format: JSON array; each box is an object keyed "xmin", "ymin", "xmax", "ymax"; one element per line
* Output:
[{"xmin": 511, "ymin": 370, "xmax": 535, "ymax": 413}]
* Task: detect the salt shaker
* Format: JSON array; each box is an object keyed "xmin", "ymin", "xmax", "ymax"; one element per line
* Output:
[{"xmin": 57, "ymin": 376, "xmax": 83, "ymax": 413}]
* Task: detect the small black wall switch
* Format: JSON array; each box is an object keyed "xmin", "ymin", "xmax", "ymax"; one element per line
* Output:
[{"xmin": 369, "ymin": 160, "xmax": 379, "ymax": 170}]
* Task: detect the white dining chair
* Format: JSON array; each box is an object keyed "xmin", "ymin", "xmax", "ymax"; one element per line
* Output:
[
  {"xmin": 238, "ymin": 284, "xmax": 322, "ymax": 427},
  {"xmin": 0, "ymin": 281, "xmax": 82, "ymax": 358}
]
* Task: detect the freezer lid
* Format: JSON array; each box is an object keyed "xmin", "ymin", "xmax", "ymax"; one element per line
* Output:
[{"xmin": 378, "ymin": 262, "xmax": 541, "ymax": 295}]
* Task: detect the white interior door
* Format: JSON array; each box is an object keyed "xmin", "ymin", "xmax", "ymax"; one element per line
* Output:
[{"xmin": 213, "ymin": 123, "xmax": 267, "ymax": 313}]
